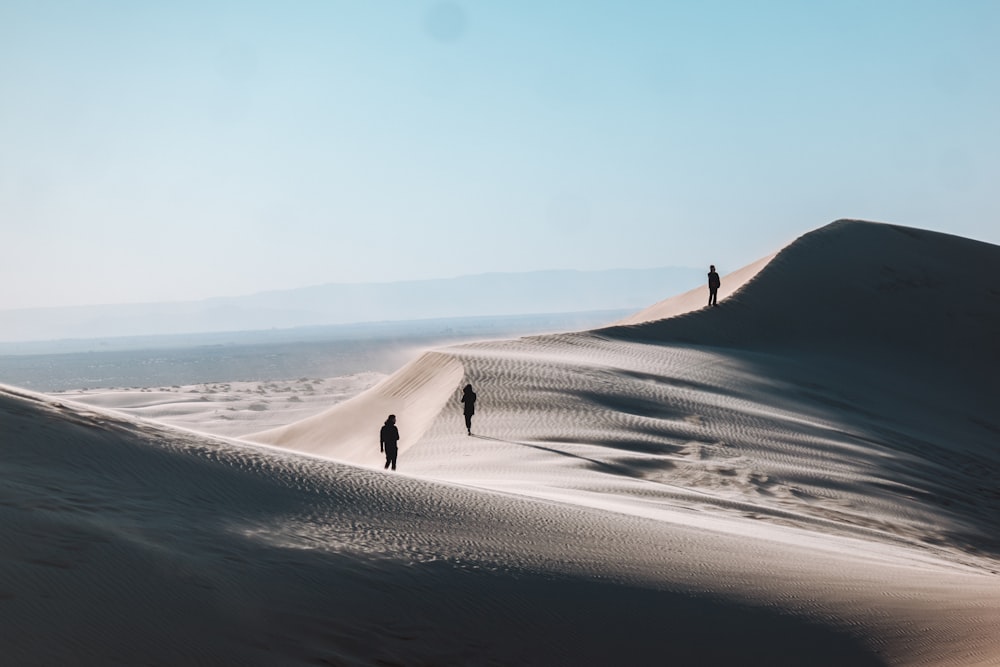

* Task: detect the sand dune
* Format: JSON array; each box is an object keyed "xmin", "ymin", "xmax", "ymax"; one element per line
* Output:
[
  {"xmin": 250, "ymin": 352, "xmax": 464, "ymax": 466},
  {"xmin": 4, "ymin": 219, "xmax": 1000, "ymax": 665},
  {"xmin": 52, "ymin": 373, "xmax": 385, "ymax": 438},
  {"xmin": 3, "ymin": 379, "xmax": 999, "ymax": 666},
  {"xmin": 609, "ymin": 220, "xmax": 999, "ymax": 370},
  {"xmin": 615, "ymin": 251, "xmax": 778, "ymax": 325}
]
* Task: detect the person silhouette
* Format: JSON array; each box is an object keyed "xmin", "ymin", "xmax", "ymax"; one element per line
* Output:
[
  {"xmin": 707, "ymin": 265, "xmax": 721, "ymax": 307},
  {"xmin": 460, "ymin": 383, "xmax": 477, "ymax": 435},
  {"xmin": 380, "ymin": 414, "xmax": 399, "ymax": 470}
]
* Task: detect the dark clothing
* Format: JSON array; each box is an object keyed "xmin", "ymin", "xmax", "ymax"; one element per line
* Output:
[
  {"xmin": 461, "ymin": 390, "xmax": 477, "ymax": 416},
  {"xmin": 708, "ymin": 271, "xmax": 721, "ymax": 306},
  {"xmin": 380, "ymin": 422, "xmax": 399, "ymax": 470},
  {"xmin": 461, "ymin": 388, "xmax": 477, "ymax": 435},
  {"xmin": 379, "ymin": 423, "xmax": 399, "ymax": 450}
]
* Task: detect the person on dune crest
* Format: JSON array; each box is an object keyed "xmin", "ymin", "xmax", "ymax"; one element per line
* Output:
[{"xmin": 708, "ymin": 265, "xmax": 721, "ymax": 307}]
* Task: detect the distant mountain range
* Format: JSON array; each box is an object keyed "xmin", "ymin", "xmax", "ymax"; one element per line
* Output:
[{"xmin": 0, "ymin": 267, "xmax": 701, "ymax": 343}]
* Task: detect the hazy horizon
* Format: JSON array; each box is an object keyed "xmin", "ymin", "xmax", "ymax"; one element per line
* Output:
[
  {"xmin": 0, "ymin": 265, "xmax": 693, "ymax": 343},
  {"xmin": 3, "ymin": 2, "xmax": 998, "ymax": 310},
  {"xmin": 0, "ymin": 264, "xmax": 699, "ymax": 312}
]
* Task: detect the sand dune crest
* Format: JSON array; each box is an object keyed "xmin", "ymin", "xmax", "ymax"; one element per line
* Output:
[{"xmin": 250, "ymin": 351, "xmax": 463, "ymax": 465}]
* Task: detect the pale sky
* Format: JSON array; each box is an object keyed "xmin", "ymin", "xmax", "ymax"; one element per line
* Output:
[{"xmin": 1, "ymin": 1, "xmax": 998, "ymax": 310}]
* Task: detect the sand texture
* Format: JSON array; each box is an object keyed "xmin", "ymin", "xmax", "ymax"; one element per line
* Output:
[{"xmin": 4, "ymin": 219, "xmax": 999, "ymax": 665}]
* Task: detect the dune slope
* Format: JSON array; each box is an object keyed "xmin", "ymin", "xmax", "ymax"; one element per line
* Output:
[
  {"xmin": 6, "ymin": 219, "xmax": 1000, "ymax": 665},
  {"xmin": 0, "ymin": 385, "xmax": 895, "ymax": 665},
  {"xmin": 246, "ymin": 219, "xmax": 1000, "ymax": 664},
  {"xmin": 607, "ymin": 220, "xmax": 999, "ymax": 378},
  {"xmin": 3, "ymin": 383, "xmax": 999, "ymax": 666},
  {"xmin": 250, "ymin": 352, "xmax": 464, "ymax": 466},
  {"xmin": 249, "ymin": 220, "xmax": 1000, "ymax": 563}
]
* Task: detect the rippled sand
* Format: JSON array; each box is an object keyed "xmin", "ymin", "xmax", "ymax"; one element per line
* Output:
[{"xmin": 5, "ymin": 220, "xmax": 998, "ymax": 665}]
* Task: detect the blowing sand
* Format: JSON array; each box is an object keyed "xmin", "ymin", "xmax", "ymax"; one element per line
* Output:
[{"xmin": 4, "ymin": 219, "xmax": 999, "ymax": 665}]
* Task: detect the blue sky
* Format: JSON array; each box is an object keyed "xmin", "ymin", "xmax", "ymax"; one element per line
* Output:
[{"xmin": 1, "ymin": 1, "xmax": 998, "ymax": 309}]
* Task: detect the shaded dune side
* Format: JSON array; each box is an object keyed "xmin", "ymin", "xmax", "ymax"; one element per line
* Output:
[
  {"xmin": 412, "ymin": 332, "xmax": 1000, "ymax": 561},
  {"xmin": 248, "ymin": 351, "xmax": 463, "ymax": 465},
  {"xmin": 553, "ymin": 219, "xmax": 1000, "ymax": 465},
  {"xmin": 1, "ymin": 385, "xmax": 905, "ymax": 667},
  {"xmin": 245, "ymin": 220, "xmax": 999, "ymax": 556},
  {"xmin": 400, "ymin": 220, "xmax": 1000, "ymax": 560},
  {"xmin": 603, "ymin": 220, "xmax": 1000, "ymax": 368},
  {"xmin": 592, "ymin": 219, "xmax": 1000, "ymax": 552},
  {"xmin": 598, "ymin": 219, "xmax": 1000, "ymax": 474}
]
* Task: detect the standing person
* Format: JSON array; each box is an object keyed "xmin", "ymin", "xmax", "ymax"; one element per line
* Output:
[
  {"xmin": 460, "ymin": 383, "xmax": 477, "ymax": 435},
  {"xmin": 380, "ymin": 414, "xmax": 400, "ymax": 470},
  {"xmin": 708, "ymin": 265, "xmax": 721, "ymax": 307}
]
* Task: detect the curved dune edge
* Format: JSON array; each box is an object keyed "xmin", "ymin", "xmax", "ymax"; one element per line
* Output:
[
  {"xmin": 247, "ymin": 351, "xmax": 464, "ymax": 466},
  {"xmin": 604, "ymin": 219, "xmax": 1000, "ymax": 362},
  {"xmin": 241, "ymin": 242, "xmax": 783, "ymax": 465},
  {"xmin": 615, "ymin": 251, "xmax": 779, "ymax": 325}
]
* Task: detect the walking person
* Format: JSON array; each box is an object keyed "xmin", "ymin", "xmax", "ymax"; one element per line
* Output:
[
  {"xmin": 460, "ymin": 383, "xmax": 477, "ymax": 435},
  {"xmin": 708, "ymin": 265, "xmax": 721, "ymax": 307},
  {"xmin": 380, "ymin": 414, "xmax": 400, "ymax": 470}
]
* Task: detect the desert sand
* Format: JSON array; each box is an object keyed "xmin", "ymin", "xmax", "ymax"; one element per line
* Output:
[
  {"xmin": 52, "ymin": 373, "xmax": 386, "ymax": 439},
  {"xmin": 4, "ymin": 219, "xmax": 999, "ymax": 665}
]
